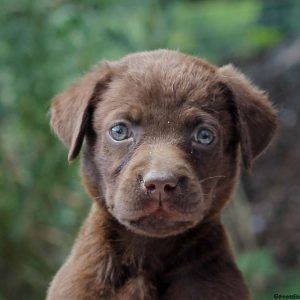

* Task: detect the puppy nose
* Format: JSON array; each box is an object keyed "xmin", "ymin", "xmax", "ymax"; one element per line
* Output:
[{"xmin": 143, "ymin": 171, "xmax": 178, "ymax": 200}]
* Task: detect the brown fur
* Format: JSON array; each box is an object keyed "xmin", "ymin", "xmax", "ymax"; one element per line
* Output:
[{"xmin": 47, "ymin": 50, "xmax": 277, "ymax": 300}]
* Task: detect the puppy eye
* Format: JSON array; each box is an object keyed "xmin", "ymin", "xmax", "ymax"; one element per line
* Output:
[
  {"xmin": 194, "ymin": 127, "xmax": 215, "ymax": 145},
  {"xmin": 110, "ymin": 124, "xmax": 130, "ymax": 141}
]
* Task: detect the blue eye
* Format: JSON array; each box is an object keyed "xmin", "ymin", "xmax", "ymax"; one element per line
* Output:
[
  {"xmin": 194, "ymin": 128, "xmax": 215, "ymax": 145},
  {"xmin": 110, "ymin": 124, "xmax": 130, "ymax": 141}
]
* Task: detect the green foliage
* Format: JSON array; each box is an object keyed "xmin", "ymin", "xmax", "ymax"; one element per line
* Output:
[
  {"xmin": 0, "ymin": 0, "xmax": 299, "ymax": 299},
  {"xmin": 237, "ymin": 248, "xmax": 278, "ymax": 292},
  {"xmin": 238, "ymin": 248, "xmax": 300, "ymax": 300}
]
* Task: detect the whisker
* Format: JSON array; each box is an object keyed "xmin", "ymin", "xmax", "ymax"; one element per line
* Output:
[{"xmin": 199, "ymin": 175, "xmax": 226, "ymax": 184}]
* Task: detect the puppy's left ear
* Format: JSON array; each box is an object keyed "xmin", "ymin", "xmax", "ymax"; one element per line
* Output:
[
  {"xmin": 50, "ymin": 61, "xmax": 113, "ymax": 161},
  {"xmin": 218, "ymin": 64, "xmax": 278, "ymax": 170}
]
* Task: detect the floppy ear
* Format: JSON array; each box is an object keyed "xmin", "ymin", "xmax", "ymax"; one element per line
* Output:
[
  {"xmin": 50, "ymin": 62, "xmax": 113, "ymax": 161},
  {"xmin": 217, "ymin": 64, "xmax": 278, "ymax": 170}
]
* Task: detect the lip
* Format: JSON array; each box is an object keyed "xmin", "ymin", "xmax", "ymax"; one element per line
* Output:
[
  {"xmin": 126, "ymin": 201, "xmax": 181, "ymax": 221},
  {"xmin": 149, "ymin": 203, "xmax": 182, "ymax": 218},
  {"xmin": 151, "ymin": 207, "xmax": 172, "ymax": 218},
  {"xmin": 120, "ymin": 198, "xmax": 202, "ymax": 224}
]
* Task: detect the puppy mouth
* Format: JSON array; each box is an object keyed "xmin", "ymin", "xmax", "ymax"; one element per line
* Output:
[
  {"xmin": 123, "ymin": 200, "xmax": 198, "ymax": 221},
  {"xmin": 121, "ymin": 204, "xmax": 199, "ymax": 237}
]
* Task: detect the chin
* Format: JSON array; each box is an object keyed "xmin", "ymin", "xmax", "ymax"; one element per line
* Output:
[{"xmin": 121, "ymin": 215, "xmax": 199, "ymax": 238}]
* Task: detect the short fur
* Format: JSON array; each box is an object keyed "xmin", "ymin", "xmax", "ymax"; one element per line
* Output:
[{"xmin": 47, "ymin": 50, "xmax": 277, "ymax": 300}]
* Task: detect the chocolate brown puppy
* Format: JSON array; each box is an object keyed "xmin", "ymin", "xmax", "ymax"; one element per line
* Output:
[{"xmin": 47, "ymin": 50, "xmax": 277, "ymax": 300}]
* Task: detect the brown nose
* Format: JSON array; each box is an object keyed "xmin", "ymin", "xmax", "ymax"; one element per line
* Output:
[{"xmin": 143, "ymin": 171, "xmax": 178, "ymax": 201}]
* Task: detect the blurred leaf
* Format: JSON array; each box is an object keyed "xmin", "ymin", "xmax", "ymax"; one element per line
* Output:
[{"xmin": 237, "ymin": 248, "xmax": 278, "ymax": 291}]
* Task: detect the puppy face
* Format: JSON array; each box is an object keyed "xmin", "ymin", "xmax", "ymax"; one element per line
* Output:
[
  {"xmin": 91, "ymin": 69, "xmax": 238, "ymax": 237},
  {"xmin": 51, "ymin": 50, "xmax": 277, "ymax": 238}
]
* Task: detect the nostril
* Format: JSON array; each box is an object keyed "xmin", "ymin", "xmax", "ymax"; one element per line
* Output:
[
  {"xmin": 145, "ymin": 182, "xmax": 156, "ymax": 192},
  {"xmin": 164, "ymin": 183, "xmax": 176, "ymax": 192}
]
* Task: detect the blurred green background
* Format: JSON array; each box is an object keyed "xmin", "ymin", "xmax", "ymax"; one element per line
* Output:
[{"xmin": 1, "ymin": 0, "xmax": 300, "ymax": 299}]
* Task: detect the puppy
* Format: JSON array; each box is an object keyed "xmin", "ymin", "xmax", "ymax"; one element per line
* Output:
[{"xmin": 47, "ymin": 50, "xmax": 277, "ymax": 300}]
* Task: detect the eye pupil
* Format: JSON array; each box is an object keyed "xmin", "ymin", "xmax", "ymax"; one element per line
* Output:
[
  {"xmin": 113, "ymin": 126, "xmax": 123, "ymax": 134},
  {"xmin": 195, "ymin": 128, "xmax": 214, "ymax": 145},
  {"xmin": 110, "ymin": 124, "xmax": 130, "ymax": 141}
]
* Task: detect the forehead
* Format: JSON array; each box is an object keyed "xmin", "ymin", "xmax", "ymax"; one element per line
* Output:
[{"xmin": 96, "ymin": 51, "xmax": 228, "ymax": 126}]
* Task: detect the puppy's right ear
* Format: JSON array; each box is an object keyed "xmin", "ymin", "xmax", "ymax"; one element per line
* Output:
[{"xmin": 50, "ymin": 62, "xmax": 113, "ymax": 161}]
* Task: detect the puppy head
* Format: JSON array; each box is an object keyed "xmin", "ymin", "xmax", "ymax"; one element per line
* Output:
[{"xmin": 50, "ymin": 50, "xmax": 277, "ymax": 238}]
